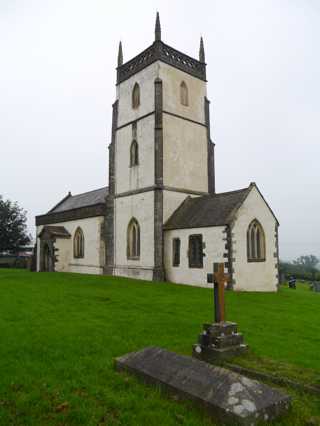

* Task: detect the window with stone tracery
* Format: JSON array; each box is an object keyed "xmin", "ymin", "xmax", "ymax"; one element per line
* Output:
[
  {"xmin": 74, "ymin": 227, "xmax": 84, "ymax": 259},
  {"xmin": 127, "ymin": 218, "xmax": 140, "ymax": 259},
  {"xmin": 247, "ymin": 220, "xmax": 266, "ymax": 261}
]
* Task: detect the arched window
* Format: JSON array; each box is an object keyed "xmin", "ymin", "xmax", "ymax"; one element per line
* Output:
[
  {"xmin": 247, "ymin": 220, "xmax": 265, "ymax": 261},
  {"xmin": 132, "ymin": 83, "xmax": 140, "ymax": 109},
  {"xmin": 180, "ymin": 81, "xmax": 189, "ymax": 106},
  {"xmin": 74, "ymin": 227, "xmax": 85, "ymax": 258},
  {"xmin": 130, "ymin": 140, "xmax": 139, "ymax": 166},
  {"xmin": 127, "ymin": 218, "xmax": 140, "ymax": 259}
]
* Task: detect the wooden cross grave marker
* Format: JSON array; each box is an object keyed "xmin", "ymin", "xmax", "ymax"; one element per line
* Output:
[{"xmin": 213, "ymin": 263, "xmax": 230, "ymax": 323}]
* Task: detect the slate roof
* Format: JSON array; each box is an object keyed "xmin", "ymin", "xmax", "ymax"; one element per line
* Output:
[
  {"xmin": 49, "ymin": 187, "xmax": 108, "ymax": 213},
  {"xmin": 38, "ymin": 226, "xmax": 71, "ymax": 238},
  {"xmin": 164, "ymin": 186, "xmax": 251, "ymax": 230}
]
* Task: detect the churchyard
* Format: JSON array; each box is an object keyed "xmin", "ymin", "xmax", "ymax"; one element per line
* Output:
[{"xmin": 1, "ymin": 269, "xmax": 320, "ymax": 425}]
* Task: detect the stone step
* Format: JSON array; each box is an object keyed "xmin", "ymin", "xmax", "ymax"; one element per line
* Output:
[
  {"xmin": 213, "ymin": 333, "xmax": 244, "ymax": 349},
  {"xmin": 203, "ymin": 321, "xmax": 238, "ymax": 337},
  {"xmin": 198, "ymin": 331, "xmax": 244, "ymax": 349},
  {"xmin": 193, "ymin": 343, "xmax": 248, "ymax": 362}
]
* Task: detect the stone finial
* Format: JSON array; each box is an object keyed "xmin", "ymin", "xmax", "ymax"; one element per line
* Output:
[
  {"xmin": 117, "ymin": 41, "xmax": 123, "ymax": 67},
  {"xmin": 199, "ymin": 36, "xmax": 205, "ymax": 62},
  {"xmin": 155, "ymin": 12, "xmax": 161, "ymax": 41}
]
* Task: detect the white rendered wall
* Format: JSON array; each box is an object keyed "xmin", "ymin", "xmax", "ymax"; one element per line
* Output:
[
  {"xmin": 115, "ymin": 115, "xmax": 154, "ymax": 194},
  {"xmin": 114, "ymin": 191, "xmax": 154, "ymax": 280},
  {"xmin": 113, "ymin": 59, "xmax": 209, "ymax": 279},
  {"xmin": 231, "ymin": 187, "xmax": 278, "ymax": 292},
  {"xmin": 36, "ymin": 216, "xmax": 105, "ymax": 275},
  {"xmin": 159, "ymin": 62, "xmax": 207, "ymax": 123},
  {"xmin": 54, "ymin": 237, "xmax": 71, "ymax": 272},
  {"xmin": 164, "ymin": 226, "xmax": 226, "ymax": 287},
  {"xmin": 113, "ymin": 62, "xmax": 158, "ymax": 280},
  {"xmin": 159, "ymin": 62, "xmax": 208, "ymax": 192},
  {"xmin": 117, "ymin": 62, "xmax": 158, "ymax": 127},
  {"xmin": 163, "ymin": 114, "xmax": 208, "ymax": 192},
  {"xmin": 117, "ymin": 61, "xmax": 207, "ymax": 126}
]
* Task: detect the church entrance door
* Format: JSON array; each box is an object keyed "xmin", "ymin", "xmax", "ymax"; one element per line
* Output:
[{"xmin": 43, "ymin": 243, "xmax": 53, "ymax": 272}]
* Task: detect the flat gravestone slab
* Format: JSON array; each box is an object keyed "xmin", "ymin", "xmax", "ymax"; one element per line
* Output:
[{"xmin": 115, "ymin": 347, "xmax": 290, "ymax": 426}]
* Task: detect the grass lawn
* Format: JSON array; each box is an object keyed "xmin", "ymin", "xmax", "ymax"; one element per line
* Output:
[{"xmin": 0, "ymin": 269, "xmax": 320, "ymax": 425}]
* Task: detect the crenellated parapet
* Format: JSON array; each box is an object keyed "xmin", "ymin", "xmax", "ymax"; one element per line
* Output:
[{"xmin": 117, "ymin": 41, "xmax": 206, "ymax": 84}]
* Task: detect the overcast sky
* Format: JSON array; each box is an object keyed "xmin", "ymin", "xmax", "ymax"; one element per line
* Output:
[{"xmin": 1, "ymin": 0, "xmax": 319, "ymax": 260}]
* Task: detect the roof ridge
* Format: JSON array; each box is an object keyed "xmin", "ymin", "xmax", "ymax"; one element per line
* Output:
[
  {"xmin": 215, "ymin": 187, "xmax": 250, "ymax": 196},
  {"xmin": 164, "ymin": 196, "xmax": 192, "ymax": 227},
  {"xmin": 212, "ymin": 186, "xmax": 250, "ymax": 197},
  {"xmin": 189, "ymin": 187, "xmax": 249, "ymax": 202},
  {"xmin": 225, "ymin": 187, "xmax": 252, "ymax": 224},
  {"xmin": 70, "ymin": 186, "xmax": 108, "ymax": 198},
  {"xmin": 47, "ymin": 192, "xmax": 72, "ymax": 214},
  {"xmin": 164, "ymin": 186, "xmax": 253, "ymax": 231}
]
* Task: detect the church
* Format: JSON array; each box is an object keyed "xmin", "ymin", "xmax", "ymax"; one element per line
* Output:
[{"xmin": 36, "ymin": 14, "xmax": 279, "ymax": 292}]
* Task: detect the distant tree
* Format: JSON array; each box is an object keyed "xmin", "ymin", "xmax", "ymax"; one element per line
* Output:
[
  {"xmin": 0, "ymin": 195, "xmax": 31, "ymax": 253},
  {"xmin": 280, "ymin": 255, "xmax": 320, "ymax": 281},
  {"xmin": 293, "ymin": 255, "xmax": 319, "ymax": 270},
  {"xmin": 293, "ymin": 255, "xmax": 319, "ymax": 279}
]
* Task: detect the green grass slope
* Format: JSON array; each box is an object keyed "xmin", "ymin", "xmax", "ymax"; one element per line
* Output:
[{"xmin": 0, "ymin": 269, "xmax": 319, "ymax": 425}]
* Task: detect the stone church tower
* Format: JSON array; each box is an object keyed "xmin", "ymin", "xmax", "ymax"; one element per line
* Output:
[
  {"xmin": 104, "ymin": 13, "xmax": 215, "ymax": 281},
  {"xmin": 36, "ymin": 13, "xmax": 279, "ymax": 292}
]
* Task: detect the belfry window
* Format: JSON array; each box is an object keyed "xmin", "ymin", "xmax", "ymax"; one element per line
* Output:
[
  {"xmin": 180, "ymin": 81, "xmax": 189, "ymax": 106},
  {"xmin": 188, "ymin": 234, "xmax": 203, "ymax": 268},
  {"xmin": 127, "ymin": 218, "xmax": 140, "ymax": 259},
  {"xmin": 132, "ymin": 83, "xmax": 140, "ymax": 109},
  {"xmin": 247, "ymin": 220, "xmax": 266, "ymax": 261},
  {"xmin": 74, "ymin": 227, "xmax": 84, "ymax": 258},
  {"xmin": 130, "ymin": 140, "xmax": 139, "ymax": 166},
  {"xmin": 172, "ymin": 238, "xmax": 181, "ymax": 267}
]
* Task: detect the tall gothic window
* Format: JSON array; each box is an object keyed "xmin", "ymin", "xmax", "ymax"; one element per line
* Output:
[
  {"xmin": 188, "ymin": 234, "xmax": 203, "ymax": 268},
  {"xmin": 127, "ymin": 218, "xmax": 140, "ymax": 259},
  {"xmin": 130, "ymin": 140, "xmax": 139, "ymax": 166},
  {"xmin": 132, "ymin": 83, "xmax": 140, "ymax": 109},
  {"xmin": 74, "ymin": 227, "xmax": 84, "ymax": 258},
  {"xmin": 172, "ymin": 238, "xmax": 181, "ymax": 267},
  {"xmin": 247, "ymin": 220, "xmax": 266, "ymax": 261},
  {"xmin": 180, "ymin": 81, "xmax": 189, "ymax": 106}
]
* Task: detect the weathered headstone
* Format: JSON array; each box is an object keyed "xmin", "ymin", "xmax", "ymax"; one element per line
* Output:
[
  {"xmin": 311, "ymin": 282, "xmax": 320, "ymax": 292},
  {"xmin": 288, "ymin": 276, "xmax": 296, "ymax": 289},
  {"xmin": 115, "ymin": 347, "xmax": 291, "ymax": 425},
  {"xmin": 193, "ymin": 263, "xmax": 247, "ymax": 361}
]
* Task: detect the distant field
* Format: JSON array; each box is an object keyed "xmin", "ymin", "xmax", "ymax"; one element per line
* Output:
[{"xmin": 0, "ymin": 269, "xmax": 319, "ymax": 425}]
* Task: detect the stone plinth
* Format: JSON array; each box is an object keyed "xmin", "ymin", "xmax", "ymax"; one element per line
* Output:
[
  {"xmin": 193, "ymin": 322, "xmax": 248, "ymax": 362},
  {"xmin": 115, "ymin": 347, "xmax": 291, "ymax": 425}
]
